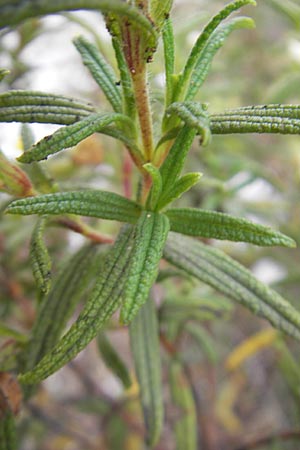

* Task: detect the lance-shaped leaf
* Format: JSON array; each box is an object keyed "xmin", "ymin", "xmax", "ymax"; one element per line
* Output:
[
  {"xmin": 129, "ymin": 297, "xmax": 163, "ymax": 447},
  {"xmin": 19, "ymin": 225, "xmax": 135, "ymax": 384},
  {"xmin": 73, "ymin": 36, "xmax": 122, "ymax": 113},
  {"xmin": 97, "ymin": 333, "xmax": 131, "ymax": 389},
  {"xmin": 30, "ymin": 216, "xmax": 52, "ymax": 296},
  {"xmin": 166, "ymin": 102, "xmax": 211, "ymax": 145},
  {"xmin": 120, "ymin": 211, "xmax": 170, "ymax": 324},
  {"xmin": 6, "ymin": 190, "xmax": 142, "ymax": 224},
  {"xmin": 0, "ymin": 90, "xmax": 95, "ymax": 125},
  {"xmin": 175, "ymin": 0, "xmax": 256, "ymax": 100},
  {"xmin": 23, "ymin": 244, "xmax": 104, "ymax": 374},
  {"xmin": 17, "ymin": 113, "xmax": 133, "ymax": 163},
  {"xmin": 164, "ymin": 232, "xmax": 300, "ymax": 340},
  {"xmin": 157, "ymin": 172, "xmax": 202, "ymax": 211},
  {"xmin": 159, "ymin": 126, "xmax": 197, "ymax": 191},
  {"xmin": 0, "ymin": 0, "xmax": 157, "ymax": 44},
  {"xmin": 165, "ymin": 208, "xmax": 296, "ymax": 247},
  {"xmin": 143, "ymin": 163, "xmax": 162, "ymax": 211},
  {"xmin": 210, "ymin": 104, "xmax": 300, "ymax": 135},
  {"xmin": 169, "ymin": 360, "xmax": 197, "ymax": 450},
  {"xmin": 186, "ymin": 16, "xmax": 255, "ymax": 101},
  {"xmin": 162, "ymin": 18, "xmax": 175, "ymax": 107},
  {"xmin": 0, "ymin": 69, "xmax": 10, "ymax": 82}
]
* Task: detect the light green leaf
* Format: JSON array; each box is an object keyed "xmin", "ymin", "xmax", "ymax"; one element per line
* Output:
[
  {"xmin": 157, "ymin": 172, "xmax": 202, "ymax": 210},
  {"xmin": 0, "ymin": 90, "xmax": 95, "ymax": 125},
  {"xmin": 165, "ymin": 208, "xmax": 296, "ymax": 247},
  {"xmin": 0, "ymin": 68, "xmax": 10, "ymax": 82},
  {"xmin": 169, "ymin": 359, "xmax": 197, "ymax": 450},
  {"xmin": 186, "ymin": 17, "xmax": 255, "ymax": 101},
  {"xmin": 143, "ymin": 163, "xmax": 162, "ymax": 211},
  {"xmin": 97, "ymin": 333, "xmax": 131, "ymax": 389},
  {"xmin": 210, "ymin": 104, "xmax": 300, "ymax": 135},
  {"xmin": 129, "ymin": 297, "xmax": 163, "ymax": 447},
  {"xmin": 30, "ymin": 216, "xmax": 52, "ymax": 296},
  {"xmin": 164, "ymin": 232, "xmax": 300, "ymax": 340},
  {"xmin": 175, "ymin": 0, "xmax": 256, "ymax": 100},
  {"xmin": 19, "ymin": 225, "xmax": 135, "ymax": 384},
  {"xmin": 162, "ymin": 18, "xmax": 175, "ymax": 107},
  {"xmin": 150, "ymin": 0, "xmax": 173, "ymax": 30},
  {"xmin": 73, "ymin": 36, "xmax": 122, "ymax": 113},
  {"xmin": 17, "ymin": 113, "xmax": 133, "ymax": 163},
  {"xmin": 120, "ymin": 211, "xmax": 170, "ymax": 324},
  {"xmin": 0, "ymin": 0, "xmax": 157, "ymax": 43},
  {"xmin": 6, "ymin": 190, "xmax": 142, "ymax": 224},
  {"xmin": 159, "ymin": 126, "xmax": 197, "ymax": 191},
  {"xmin": 23, "ymin": 244, "xmax": 104, "ymax": 375},
  {"xmin": 166, "ymin": 102, "xmax": 211, "ymax": 145}
]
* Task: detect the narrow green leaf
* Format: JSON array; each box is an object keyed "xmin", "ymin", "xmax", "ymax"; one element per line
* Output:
[
  {"xmin": 150, "ymin": 0, "xmax": 173, "ymax": 31},
  {"xmin": 186, "ymin": 17, "xmax": 255, "ymax": 101},
  {"xmin": 0, "ymin": 90, "xmax": 95, "ymax": 125},
  {"xmin": 120, "ymin": 211, "xmax": 170, "ymax": 324},
  {"xmin": 165, "ymin": 208, "xmax": 296, "ymax": 247},
  {"xmin": 19, "ymin": 225, "xmax": 135, "ymax": 384},
  {"xmin": 157, "ymin": 172, "xmax": 202, "ymax": 210},
  {"xmin": 210, "ymin": 104, "xmax": 300, "ymax": 135},
  {"xmin": 73, "ymin": 36, "xmax": 122, "ymax": 113},
  {"xmin": 169, "ymin": 360, "xmax": 197, "ymax": 450},
  {"xmin": 162, "ymin": 18, "xmax": 175, "ymax": 107},
  {"xmin": 0, "ymin": 322, "xmax": 27, "ymax": 343},
  {"xmin": 23, "ymin": 244, "xmax": 104, "ymax": 374},
  {"xmin": 175, "ymin": 0, "xmax": 256, "ymax": 100},
  {"xmin": 166, "ymin": 102, "xmax": 211, "ymax": 145},
  {"xmin": 0, "ymin": 69, "xmax": 10, "ymax": 82},
  {"xmin": 30, "ymin": 216, "xmax": 52, "ymax": 296},
  {"xmin": 17, "ymin": 113, "xmax": 133, "ymax": 163},
  {"xmin": 159, "ymin": 126, "xmax": 197, "ymax": 191},
  {"xmin": 185, "ymin": 323, "xmax": 218, "ymax": 364},
  {"xmin": 164, "ymin": 233, "xmax": 300, "ymax": 340},
  {"xmin": 0, "ymin": 0, "xmax": 157, "ymax": 43},
  {"xmin": 129, "ymin": 297, "xmax": 163, "ymax": 447},
  {"xmin": 97, "ymin": 333, "xmax": 131, "ymax": 389},
  {"xmin": 0, "ymin": 412, "xmax": 17, "ymax": 450},
  {"xmin": 6, "ymin": 190, "xmax": 142, "ymax": 224},
  {"xmin": 143, "ymin": 163, "xmax": 162, "ymax": 211}
]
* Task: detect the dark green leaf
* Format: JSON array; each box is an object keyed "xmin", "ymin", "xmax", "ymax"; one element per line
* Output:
[
  {"xmin": 210, "ymin": 104, "xmax": 300, "ymax": 135},
  {"xmin": 6, "ymin": 190, "xmax": 142, "ymax": 224},
  {"xmin": 120, "ymin": 211, "xmax": 170, "ymax": 324},
  {"xmin": 19, "ymin": 225, "xmax": 135, "ymax": 384},
  {"xmin": 23, "ymin": 244, "xmax": 104, "ymax": 375},
  {"xmin": 129, "ymin": 297, "xmax": 163, "ymax": 447},
  {"xmin": 165, "ymin": 208, "xmax": 296, "ymax": 247},
  {"xmin": 164, "ymin": 233, "xmax": 300, "ymax": 340},
  {"xmin": 97, "ymin": 333, "xmax": 131, "ymax": 389},
  {"xmin": 17, "ymin": 113, "xmax": 133, "ymax": 163},
  {"xmin": 73, "ymin": 36, "xmax": 122, "ymax": 113},
  {"xmin": 0, "ymin": 90, "xmax": 95, "ymax": 125},
  {"xmin": 30, "ymin": 216, "xmax": 52, "ymax": 296},
  {"xmin": 0, "ymin": 411, "xmax": 17, "ymax": 450}
]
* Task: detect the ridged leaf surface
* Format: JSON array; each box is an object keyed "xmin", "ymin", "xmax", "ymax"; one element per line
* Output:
[
  {"xmin": 129, "ymin": 298, "xmax": 163, "ymax": 447},
  {"xmin": 166, "ymin": 208, "xmax": 296, "ymax": 247},
  {"xmin": 6, "ymin": 190, "xmax": 142, "ymax": 224},
  {"xmin": 164, "ymin": 233, "xmax": 300, "ymax": 340},
  {"xmin": 120, "ymin": 211, "xmax": 170, "ymax": 324},
  {"xmin": 30, "ymin": 217, "xmax": 52, "ymax": 296}
]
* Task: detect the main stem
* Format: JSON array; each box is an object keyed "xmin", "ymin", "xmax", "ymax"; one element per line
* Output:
[{"xmin": 131, "ymin": 66, "xmax": 154, "ymax": 162}]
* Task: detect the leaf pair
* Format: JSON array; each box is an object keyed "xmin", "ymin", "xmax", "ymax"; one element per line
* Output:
[{"xmin": 19, "ymin": 211, "xmax": 169, "ymax": 384}]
